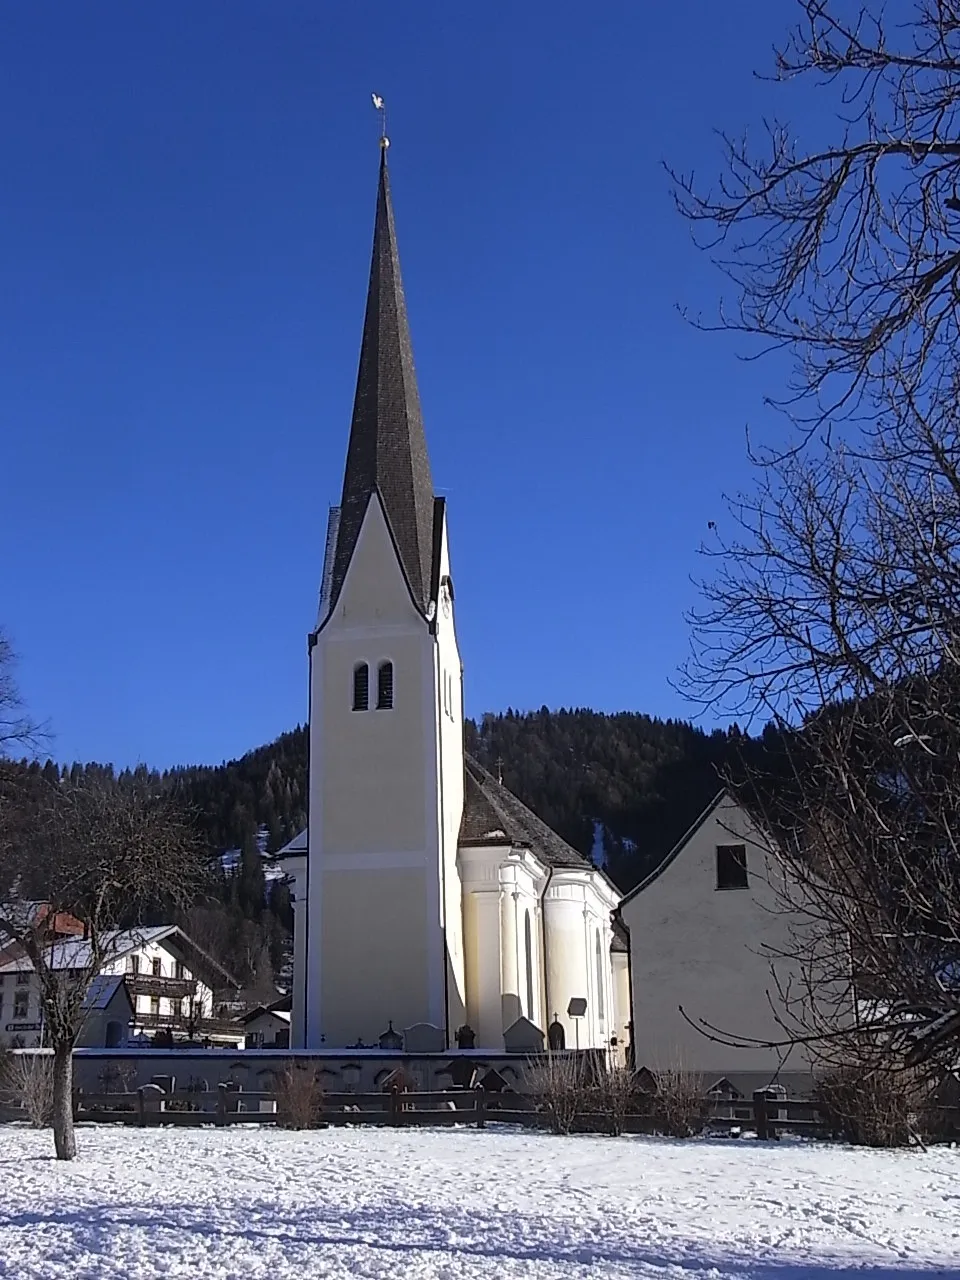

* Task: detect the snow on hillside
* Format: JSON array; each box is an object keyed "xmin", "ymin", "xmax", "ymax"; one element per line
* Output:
[
  {"xmin": 0, "ymin": 1126, "xmax": 957, "ymax": 1278},
  {"xmin": 219, "ymin": 823, "xmax": 287, "ymax": 884}
]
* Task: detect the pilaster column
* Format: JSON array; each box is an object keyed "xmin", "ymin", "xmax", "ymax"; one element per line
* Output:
[{"xmin": 499, "ymin": 864, "xmax": 521, "ymax": 1035}]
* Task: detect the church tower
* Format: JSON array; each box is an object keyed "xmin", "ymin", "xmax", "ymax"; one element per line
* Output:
[{"xmin": 299, "ymin": 145, "xmax": 466, "ymax": 1049}]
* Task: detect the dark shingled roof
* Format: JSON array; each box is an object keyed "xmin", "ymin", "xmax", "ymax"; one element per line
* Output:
[
  {"xmin": 329, "ymin": 150, "xmax": 436, "ymax": 615},
  {"xmin": 462, "ymin": 756, "xmax": 594, "ymax": 871}
]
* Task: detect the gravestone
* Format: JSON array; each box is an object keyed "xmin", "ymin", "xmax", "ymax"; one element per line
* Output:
[
  {"xmin": 503, "ymin": 1016, "xmax": 544, "ymax": 1053},
  {"xmin": 402, "ymin": 1022, "xmax": 445, "ymax": 1052},
  {"xmin": 378, "ymin": 1021, "xmax": 403, "ymax": 1050},
  {"xmin": 454, "ymin": 1024, "xmax": 476, "ymax": 1049},
  {"xmin": 478, "ymin": 1067, "xmax": 511, "ymax": 1092},
  {"xmin": 441, "ymin": 1058, "xmax": 479, "ymax": 1089},
  {"xmin": 547, "ymin": 1017, "xmax": 566, "ymax": 1050}
]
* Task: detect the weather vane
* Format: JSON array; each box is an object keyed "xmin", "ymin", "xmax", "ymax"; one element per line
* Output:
[{"xmin": 371, "ymin": 93, "xmax": 389, "ymax": 151}]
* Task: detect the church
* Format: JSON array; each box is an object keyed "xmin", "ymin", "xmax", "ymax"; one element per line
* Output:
[{"xmin": 280, "ymin": 141, "xmax": 628, "ymax": 1056}]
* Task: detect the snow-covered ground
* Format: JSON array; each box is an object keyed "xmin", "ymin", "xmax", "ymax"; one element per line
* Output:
[{"xmin": 0, "ymin": 1125, "xmax": 957, "ymax": 1279}]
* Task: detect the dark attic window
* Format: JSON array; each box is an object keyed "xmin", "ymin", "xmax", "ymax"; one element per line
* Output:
[
  {"xmin": 716, "ymin": 844, "xmax": 748, "ymax": 891},
  {"xmin": 352, "ymin": 663, "xmax": 369, "ymax": 711},
  {"xmin": 377, "ymin": 661, "xmax": 394, "ymax": 710}
]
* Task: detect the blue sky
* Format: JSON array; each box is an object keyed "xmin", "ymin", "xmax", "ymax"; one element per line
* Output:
[{"xmin": 1, "ymin": 1, "xmax": 817, "ymax": 769}]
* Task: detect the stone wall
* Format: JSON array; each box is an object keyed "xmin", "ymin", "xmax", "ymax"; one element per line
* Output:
[{"xmin": 70, "ymin": 1047, "xmax": 537, "ymax": 1096}]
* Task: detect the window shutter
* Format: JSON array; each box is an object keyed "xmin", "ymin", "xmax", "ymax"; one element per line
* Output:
[
  {"xmin": 377, "ymin": 661, "xmax": 394, "ymax": 710},
  {"xmin": 353, "ymin": 663, "xmax": 369, "ymax": 711}
]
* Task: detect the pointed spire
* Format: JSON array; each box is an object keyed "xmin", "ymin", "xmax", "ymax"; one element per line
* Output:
[{"xmin": 328, "ymin": 149, "xmax": 436, "ymax": 615}]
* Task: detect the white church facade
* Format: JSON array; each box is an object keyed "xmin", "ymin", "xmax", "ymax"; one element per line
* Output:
[{"xmin": 281, "ymin": 146, "xmax": 625, "ymax": 1055}]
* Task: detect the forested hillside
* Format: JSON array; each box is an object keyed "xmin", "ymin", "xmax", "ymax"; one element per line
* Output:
[
  {"xmin": 466, "ymin": 710, "xmax": 750, "ymax": 889},
  {"xmin": 29, "ymin": 710, "xmax": 768, "ymax": 990},
  {"xmin": 166, "ymin": 709, "xmax": 763, "ymax": 891}
]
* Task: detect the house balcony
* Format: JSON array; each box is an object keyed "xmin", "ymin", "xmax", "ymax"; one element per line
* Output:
[
  {"xmin": 126, "ymin": 975, "xmax": 198, "ymax": 1000},
  {"xmin": 133, "ymin": 1008, "xmax": 241, "ymax": 1039}
]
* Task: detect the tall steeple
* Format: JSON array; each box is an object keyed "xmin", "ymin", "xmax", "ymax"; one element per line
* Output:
[
  {"xmin": 328, "ymin": 148, "xmax": 436, "ymax": 615},
  {"xmin": 296, "ymin": 124, "xmax": 468, "ymax": 1051}
]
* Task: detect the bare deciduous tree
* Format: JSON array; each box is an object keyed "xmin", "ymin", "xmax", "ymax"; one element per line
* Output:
[
  {"xmin": 274, "ymin": 1064, "xmax": 324, "ymax": 1130},
  {"xmin": 650, "ymin": 1067, "xmax": 709, "ymax": 1139},
  {"xmin": 593, "ymin": 1065, "xmax": 640, "ymax": 1137},
  {"xmin": 1, "ymin": 1050, "xmax": 55, "ymax": 1128},
  {"xmin": 0, "ymin": 769, "xmax": 204, "ymax": 1159},
  {"xmin": 674, "ymin": 2, "xmax": 960, "ymax": 1085},
  {"xmin": 524, "ymin": 1054, "xmax": 587, "ymax": 1135},
  {"xmin": 672, "ymin": 0, "xmax": 960, "ymax": 440},
  {"xmin": 0, "ymin": 630, "xmax": 46, "ymax": 759}
]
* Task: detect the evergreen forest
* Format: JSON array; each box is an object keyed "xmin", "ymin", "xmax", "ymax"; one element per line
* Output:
[{"xmin": 26, "ymin": 710, "xmax": 770, "ymax": 994}]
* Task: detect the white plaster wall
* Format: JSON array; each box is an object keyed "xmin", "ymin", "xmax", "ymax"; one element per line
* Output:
[
  {"xmin": 621, "ymin": 795, "xmax": 816, "ymax": 1074},
  {"xmin": 460, "ymin": 846, "xmax": 546, "ymax": 1048},
  {"xmin": 459, "ymin": 844, "xmax": 508, "ymax": 1049},
  {"xmin": 532, "ymin": 903, "xmax": 545, "ymax": 1031},
  {"xmin": 243, "ymin": 1010, "xmax": 290, "ymax": 1046},
  {"xmin": 306, "ymin": 495, "xmax": 447, "ymax": 1048},
  {"xmin": 432, "ymin": 510, "xmax": 466, "ymax": 1033},
  {"xmin": 499, "ymin": 853, "xmax": 543, "ymax": 1035},
  {"xmin": 583, "ymin": 911, "xmax": 612, "ymax": 1048},
  {"xmin": 543, "ymin": 873, "xmax": 591, "ymax": 1049},
  {"xmin": 543, "ymin": 869, "xmax": 619, "ymax": 1051},
  {"xmin": 612, "ymin": 950, "xmax": 631, "ymax": 1062},
  {"xmin": 521, "ymin": 900, "xmax": 543, "ymax": 1030},
  {"xmin": 0, "ymin": 973, "xmax": 43, "ymax": 1048},
  {"xmin": 284, "ymin": 855, "xmax": 308, "ymax": 1049},
  {"xmin": 107, "ymin": 939, "xmax": 217, "ymax": 1023}
]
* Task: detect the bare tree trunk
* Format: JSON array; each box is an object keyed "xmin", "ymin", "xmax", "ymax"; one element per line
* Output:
[{"xmin": 51, "ymin": 1043, "xmax": 76, "ymax": 1161}]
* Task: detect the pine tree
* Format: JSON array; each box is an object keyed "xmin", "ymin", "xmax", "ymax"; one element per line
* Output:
[{"xmin": 237, "ymin": 828, "xmax": 265, "ymax": 918}]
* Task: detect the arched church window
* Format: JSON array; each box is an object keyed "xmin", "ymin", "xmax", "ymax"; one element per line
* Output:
[
  {"xmin": 595, "ymin": 929, "xmax": 605, "ymax": 1022},
  {"xmin": 524, "ymin": 909, "xmax": 535, "ymax": 1021},
  {"xmin": 352, "ymin": 663, "xmax": 369, "ymax": 711},
  {"xmin": 377, "ymin": 661, "xmax": 394, "ymax": 710}
]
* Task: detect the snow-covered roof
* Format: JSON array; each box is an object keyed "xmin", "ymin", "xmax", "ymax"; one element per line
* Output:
[
  {"xmin": 0, "ymin": 926, "xmax": 177, "ymax": 974},
  {"xmin": 0, "ymin": 925, "xmax": 240, "ymax": 993},
  {"xmin": 277, "ymin": 828, "xmax": 307, "ymax": 857},
  {"xmin": 83, "ymin": 974, "xmax": 132, "ymax": 1012},
  {"xmin": 240, "ymin": 1004, "xmax": 291, "ymax": 1025}
]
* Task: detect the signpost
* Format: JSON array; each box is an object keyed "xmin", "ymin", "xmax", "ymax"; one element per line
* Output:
[{"xmin": 566, "ymin": 997, "xmax": 587, "ymax": 1051}]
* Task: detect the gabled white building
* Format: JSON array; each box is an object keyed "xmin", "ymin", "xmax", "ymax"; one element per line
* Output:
[
  {"xmin": 0, "ymin": 925, "xmax": 242, "ymax": 1050},
  {"xmin": 281, "ymin": 145, "xmax": 623, "ymax": 1053},
  {"xmin": 619, "ymin": 791, "xmax": 825, "ymax": 1077}
]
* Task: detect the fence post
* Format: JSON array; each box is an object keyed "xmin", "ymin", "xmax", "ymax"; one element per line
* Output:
[
  {"xmin": 137, "ymin": 1086, "xmax": 146, "ymax": 1128},
  {"xmin": 389, "ymin": 1083, "xmax": 400, "ymax": 1126},
  {"xmin": 217, "ymin": 1082, "xmax": 228, "ymax": 1126},
  {"xmin": 752, "ymin": 1089, "xmax": 769, "ymax": 1141},
  {"xmin": 475, "ymin": 1085, "xmax": 486, "ymax": 1130}
]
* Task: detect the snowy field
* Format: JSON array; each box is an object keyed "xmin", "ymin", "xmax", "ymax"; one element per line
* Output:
[{"xmin": 0, "ymin": 1126, "xmax": 958, "ymax": 1280}]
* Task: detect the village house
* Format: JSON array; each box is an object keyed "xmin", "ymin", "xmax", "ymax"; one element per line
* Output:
[
  {"xmin": 619, "ymin": 791, "xmax": 832, "ymax": 1083},
  {"xmin": 0, "ymin": 925, "xmax": 242, "ymax": 1050},
  {"xmin": 75, "ymin": 976, "xmax": 136, "ymax": 1049},
  {"xmin": 240, "ymin": 996, "xmax": 292, "ymax": 1049}
]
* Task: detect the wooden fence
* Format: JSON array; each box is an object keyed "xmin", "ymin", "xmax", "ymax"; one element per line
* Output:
[{"xmin": 66, "ymin": 1083, "xmax": 837, "ymax": 1137}]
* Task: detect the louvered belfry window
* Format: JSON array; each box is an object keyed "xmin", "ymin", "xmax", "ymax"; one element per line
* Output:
[
  {"xmin": 353, "ymin": 662, "xmax": 369, "ymax": 711},
  {"xmin": 377, "ymin": 661, "xmax": 394, "ymax": 710}
]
